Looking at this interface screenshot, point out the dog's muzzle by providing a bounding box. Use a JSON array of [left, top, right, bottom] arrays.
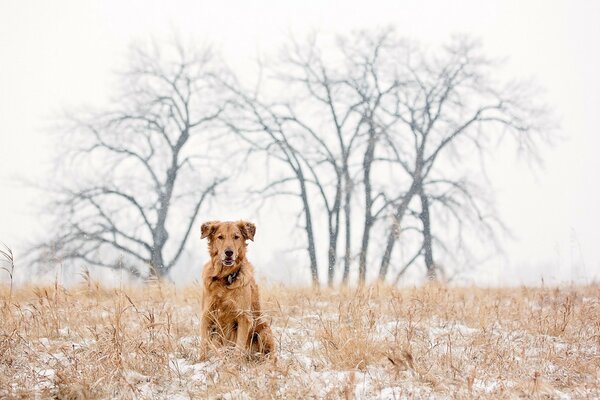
[[222, 257, 234, 267]]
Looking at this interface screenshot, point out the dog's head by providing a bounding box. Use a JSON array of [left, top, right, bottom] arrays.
[[200, 220, 256, 268]]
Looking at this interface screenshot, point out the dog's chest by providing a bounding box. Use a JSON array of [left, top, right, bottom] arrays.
[[207, 292, 240, 319]]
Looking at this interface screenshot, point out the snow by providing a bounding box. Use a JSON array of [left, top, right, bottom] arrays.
[[375, 386, 440, 400], [473, 379, 504, 394], [124, 370, 150, 385], [32, 368, 55, 390], [169, 357, 220, 384], [300, 339, 321, 352], [5, 304, 597, 399], [221, 389, 250, 400]]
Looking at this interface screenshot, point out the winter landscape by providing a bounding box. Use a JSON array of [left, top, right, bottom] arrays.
[[1, 1, 599, 399], [1, 279, 598, 399]]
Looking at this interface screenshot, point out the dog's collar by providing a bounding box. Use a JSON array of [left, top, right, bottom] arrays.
[[225, 268, 240, 286]]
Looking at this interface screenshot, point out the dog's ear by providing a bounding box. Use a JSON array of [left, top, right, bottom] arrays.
[[200, 221, 220, 239], [238, 220, 256, 241]]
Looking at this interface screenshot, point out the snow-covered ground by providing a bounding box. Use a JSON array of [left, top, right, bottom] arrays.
[[1, 284, 598, 398]]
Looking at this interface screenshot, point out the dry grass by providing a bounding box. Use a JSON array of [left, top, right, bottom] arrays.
[[0, 278, 598, 399]]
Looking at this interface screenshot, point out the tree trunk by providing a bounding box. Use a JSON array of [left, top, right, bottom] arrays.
[[327, 177, 342, 287], [327, 231, 336, 287], [298, 171, 319, 287], [151, 129, 189, 278], [341, 170, 352, 285], [358, 129, 376, 285], [378, 177, 421, 281], [149, 247, 166, 278], [419, 189, 436, 280]]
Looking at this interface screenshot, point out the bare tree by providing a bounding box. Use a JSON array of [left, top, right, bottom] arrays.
[[339, 30, 404, 285], [390, 175, 506, 283], [259, 30, 403, 286], [377, 37, 551, 281], [26, 31, 552, 286], [223, 35, 371, 287], [37, 39, 229, 279], [226, 32, 550, 286], [222, 87, 321, 286], [271, 36, 368, 287]]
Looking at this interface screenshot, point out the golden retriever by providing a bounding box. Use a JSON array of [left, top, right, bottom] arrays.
[[199, 220, 275, 357]]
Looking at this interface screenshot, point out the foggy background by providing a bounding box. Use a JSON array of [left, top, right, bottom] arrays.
[[1, 0, 598, 287]]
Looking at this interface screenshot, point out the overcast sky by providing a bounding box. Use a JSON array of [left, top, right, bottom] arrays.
[[1, 0, 599, 286]]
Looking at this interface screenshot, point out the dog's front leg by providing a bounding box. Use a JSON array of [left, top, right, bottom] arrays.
[[235, 313, 251, 350]]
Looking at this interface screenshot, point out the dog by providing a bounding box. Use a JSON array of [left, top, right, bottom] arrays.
[[199, 220, 275, 357]]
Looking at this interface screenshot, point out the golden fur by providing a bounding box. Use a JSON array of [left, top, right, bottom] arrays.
[[199, 220, 275, 357]]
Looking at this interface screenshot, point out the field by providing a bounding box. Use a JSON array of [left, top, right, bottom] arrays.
[[0, 280, 598, 399]]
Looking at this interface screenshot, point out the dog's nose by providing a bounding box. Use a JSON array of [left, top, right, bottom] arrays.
[[225, 249, 233, 258]]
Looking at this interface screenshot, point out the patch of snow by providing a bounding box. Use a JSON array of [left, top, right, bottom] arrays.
[[374, 385, 439, 400], [309, 370, 351, 398], [169, 355, 220, 385], [58, 327, 71, 337], [35, 368, 55, 378], [137, 382, 154, 398], [374, 320, 406, 340], [39, 351, 70, 367], [376, 386, 403, 399], [221, 389, 250, 400], [428, 317, 478, 336], [280, 352, 314, 370], [300, 340, 321, 352], [179, 335, 199, 348], [553, 389, 572, 400], [165, 394, 190, 400], [72, 338, 96, 350], [190, 360, 219, 384], [472, 378, 515, 395], [274, 325, 310, 337], [33, 368, 55, 390], [170, 357, 195, 375], [124, 370, 150, 385], [353, 372, 371, 398], [472, 378, 500, 394]]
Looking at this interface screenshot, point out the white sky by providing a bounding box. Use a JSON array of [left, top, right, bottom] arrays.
[[1, 0, 599, 285]]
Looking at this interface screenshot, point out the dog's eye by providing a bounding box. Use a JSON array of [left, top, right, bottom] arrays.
[[217, 235, 224, 240], [233, 235, 240, 240]]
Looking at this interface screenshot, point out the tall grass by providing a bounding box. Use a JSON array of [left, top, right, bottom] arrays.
[[0, 278, 598, 398]]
